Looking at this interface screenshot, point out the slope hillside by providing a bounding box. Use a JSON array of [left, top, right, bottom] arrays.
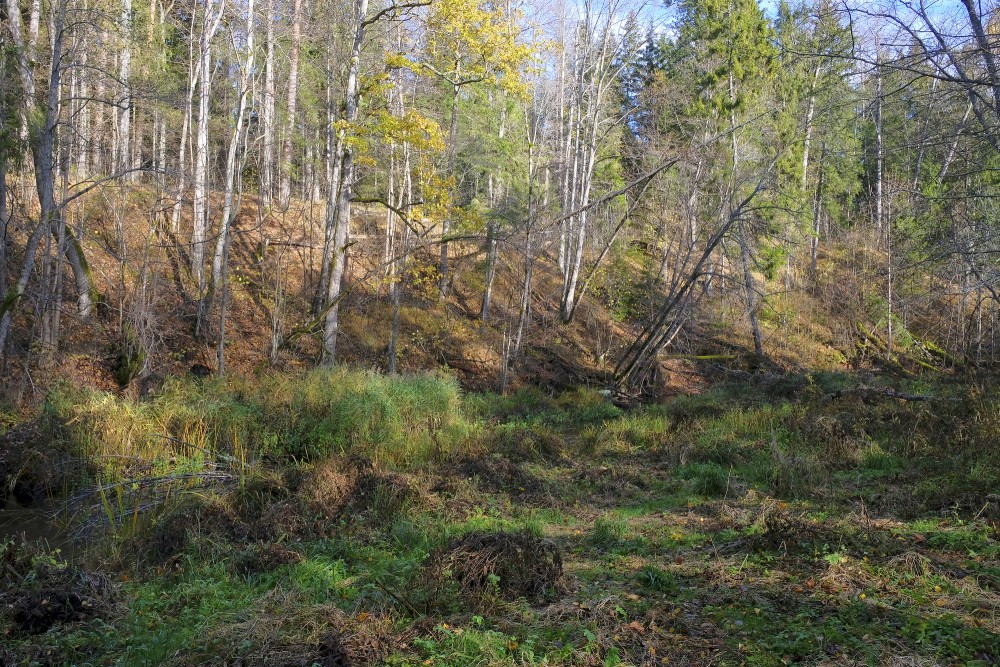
[[0, 185, 909, 405]]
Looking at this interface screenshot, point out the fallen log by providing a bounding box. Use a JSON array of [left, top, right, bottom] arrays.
[[822, 386, 962, 403]]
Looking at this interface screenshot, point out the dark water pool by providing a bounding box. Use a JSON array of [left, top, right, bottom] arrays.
[[0, 494, 62, 545]]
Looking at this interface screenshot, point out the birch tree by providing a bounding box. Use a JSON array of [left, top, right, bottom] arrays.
[[0, 0, 98, 358], [556, 0, 637, 323], [278, 0, 302, 207], [190, 0, 225, 298], [210, 0, 257, 372], [413, 0, 531, 298]]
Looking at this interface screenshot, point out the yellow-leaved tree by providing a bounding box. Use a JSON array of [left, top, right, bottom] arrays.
[[410, 0, 533, 298]]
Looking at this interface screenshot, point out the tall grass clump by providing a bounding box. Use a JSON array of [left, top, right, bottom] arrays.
[[466, 387, 620, 427], [465, 387, 558, 422], [45, 369, 474, 476], [281, 369, 471, 464], [684, 402, 800, 466], [582, 406, 672, 457]]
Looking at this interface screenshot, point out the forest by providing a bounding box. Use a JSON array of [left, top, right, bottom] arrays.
[[0, 0, 999, 664]]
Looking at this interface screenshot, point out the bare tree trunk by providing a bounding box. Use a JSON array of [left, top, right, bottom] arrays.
[[210, 0, 256, 297], [438, 78, 459, 299], [92, 28, 108, 173], [170, 29, 197, 232], [938, 101, 972, 185], [1, 0, 95, 354], [261, 0, 276, 205], [556, 7, 570, 273], [5, 0, 39, 144], [115, 0, 132, 177], [316, 54, 340, 311], [560, 112, 599, 322], [0, 128, 8, 320], [191, 0, 225, 299], [387, 139, 412, 374], [157, 109, 166, 177], [512, 131, 536, 367], [886, 195, 893, 359], [480, 102, 505, 321], [739, 228, 763, 358], [322, 0, 369, 363], [212, 0, 255, 372], [810, 143, 826, 277], [558, 1, 622, 322], [874, 48, 883, 240], [75, 25, 89, 178], [801, 62, 821, 190], [384, 142, 396, 286], [480, 219, 498, 320], [278, 0, 302, 207], [911, 77, 938, 192]]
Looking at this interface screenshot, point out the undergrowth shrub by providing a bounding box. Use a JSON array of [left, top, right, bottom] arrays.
[[860, 443, 905, 476], [465, 388, 557, 422], [551, 389, 623, 425], [0, 539, 121, 636], [636, 565, 679, 594], [682, 403, 798, 467], [109, 324, 147, 387]]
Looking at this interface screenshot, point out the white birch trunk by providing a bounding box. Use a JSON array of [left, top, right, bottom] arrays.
[[322, 0, 369, 362], [261, 0, 276, 204], [211, 0, 256, 293], [278, 0, 302, 206], [115, 0, 132, 177], [191, 0, 225, 291], [171, 8, 199, 232]]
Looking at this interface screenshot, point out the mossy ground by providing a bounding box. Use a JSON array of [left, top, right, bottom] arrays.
[[1, 370, 998, 666]]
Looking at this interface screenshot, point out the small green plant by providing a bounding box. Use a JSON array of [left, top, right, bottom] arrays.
[[822, 551, 848, 566], [636, 565, 679, 594], [109, 324, 146, 387]]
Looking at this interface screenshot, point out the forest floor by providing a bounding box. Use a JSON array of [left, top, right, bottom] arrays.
[[1, 368, 998, 666]]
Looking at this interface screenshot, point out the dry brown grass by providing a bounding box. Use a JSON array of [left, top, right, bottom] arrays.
[[422, 530, 564, 608], [196, 589, 410, 667]]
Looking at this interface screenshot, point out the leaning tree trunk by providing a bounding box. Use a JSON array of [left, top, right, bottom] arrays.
[[209, 0, 256, 303], [1, 0, 95, 355]]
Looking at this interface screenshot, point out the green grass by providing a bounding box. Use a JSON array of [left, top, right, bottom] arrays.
[[45, 368, 473, 474], [3, 372, 1000, 666]]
